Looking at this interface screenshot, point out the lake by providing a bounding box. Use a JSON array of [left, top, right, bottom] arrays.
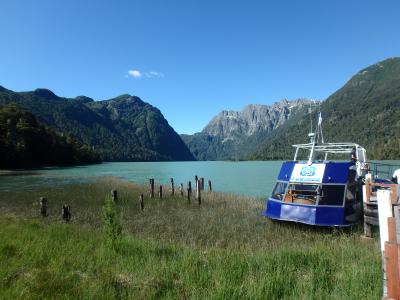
[[0, 161, 283, 197], [2, 160, 399, 197]]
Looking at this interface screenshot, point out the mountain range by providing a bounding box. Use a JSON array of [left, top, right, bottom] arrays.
[[0, 87, 194, 162], [183, 57, 400, 161], [1, 57, 399, 164], [181, 99, 313, 160], [250, 57, 400, 160]]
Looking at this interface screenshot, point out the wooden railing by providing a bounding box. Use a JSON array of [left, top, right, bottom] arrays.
[[364, 175, 400, 299]]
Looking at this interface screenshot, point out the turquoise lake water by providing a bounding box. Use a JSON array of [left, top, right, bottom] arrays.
[[0, 161, 283, 197], [1, 160, 399, 197]]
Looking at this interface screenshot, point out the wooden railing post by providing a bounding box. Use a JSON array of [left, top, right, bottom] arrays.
[[139, 194, 144, 210], [385, 216, 400, 299], [170, 178, 175, 196], [40, 197, 48, 217], [159, 185, 163, 199], [149, 179, 155, 198], [111, 190, 118, 202], [365, 176, 371, 203], [187, 181, 192, 203], [196, 179, 201, 205]]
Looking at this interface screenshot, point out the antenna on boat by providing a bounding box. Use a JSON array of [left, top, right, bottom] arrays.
[[307, 101, 323, 165]]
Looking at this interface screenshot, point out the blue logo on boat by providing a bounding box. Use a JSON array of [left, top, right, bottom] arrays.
[[300, 166, 316, 176]]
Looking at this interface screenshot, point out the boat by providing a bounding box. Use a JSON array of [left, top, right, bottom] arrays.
[[263, 112, 368, 227]]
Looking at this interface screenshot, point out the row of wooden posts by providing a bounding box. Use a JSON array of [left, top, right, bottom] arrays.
[[147, 177, 212, 208], [39, 176, 213, 220], [39, 197, 71, 222]]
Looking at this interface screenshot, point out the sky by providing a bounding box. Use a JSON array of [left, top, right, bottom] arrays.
[[0, 0, 399, 134]]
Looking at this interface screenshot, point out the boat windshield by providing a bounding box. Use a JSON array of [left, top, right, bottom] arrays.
[[271, 182, 287, 201], [287, 183, 319, 204], [281, 183, 345, 206]]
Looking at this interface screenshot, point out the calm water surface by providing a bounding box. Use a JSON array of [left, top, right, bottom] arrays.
[[2, 160, 399, 197], [0, 161, 283, 197]]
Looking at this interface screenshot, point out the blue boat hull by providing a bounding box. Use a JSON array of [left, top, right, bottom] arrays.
[[263, 198, 359, 227]]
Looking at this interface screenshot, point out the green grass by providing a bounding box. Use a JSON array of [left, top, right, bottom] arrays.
[[0, 178, 382, 299]]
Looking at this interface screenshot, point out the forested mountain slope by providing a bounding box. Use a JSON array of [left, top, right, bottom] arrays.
[[0, 87, 194, 161], [0, 105, 100, 168]]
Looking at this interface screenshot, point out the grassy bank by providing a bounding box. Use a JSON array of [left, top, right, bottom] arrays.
[[0, 179, 381, 299]]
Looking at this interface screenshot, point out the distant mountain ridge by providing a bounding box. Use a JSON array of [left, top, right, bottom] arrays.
[[181, 99, 314, 160], [0, 86, 194, 161]]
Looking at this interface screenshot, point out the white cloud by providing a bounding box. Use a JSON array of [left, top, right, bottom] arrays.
[[126, 69, 164, 79], [127, 70, 142, 78], [146, 71, 164, 78]]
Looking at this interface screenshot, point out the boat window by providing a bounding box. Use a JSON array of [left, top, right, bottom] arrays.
[[271, 182, 287, 201], [287, 184, 319, 204], [318, 185, 345, 206], [290, 184, 319, 192]]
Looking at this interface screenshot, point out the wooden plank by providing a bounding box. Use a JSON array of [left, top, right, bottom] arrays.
[[366, 178, 371, 203], [378, 190, 394, 251], [384, 242, 400, 299], [364, 215, 379, 226], [388, 217, 397, 243], [364, 207, 378, 218], [364, 219, 372, 238], [394, 206, 400, 244], [391, 185, 398, 204]]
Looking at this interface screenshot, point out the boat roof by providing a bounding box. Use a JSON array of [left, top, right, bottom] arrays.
[[292, 142, 364, 154]]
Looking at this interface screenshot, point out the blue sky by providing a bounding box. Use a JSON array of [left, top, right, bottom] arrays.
[[0, 0, 399, 134]]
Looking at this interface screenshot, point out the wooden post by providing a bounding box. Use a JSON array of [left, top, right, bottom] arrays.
[[62, 205, 71, 222], [180, 183, 184, 197], [159, 185, 163, 199], [187, 181, 192, 203], [391, 184, 398, 204], [170, 178, 175, 196], [208, 180, 212, 192], [378, 189, 396, 299], [364, 219, 372, 238], [196, 179, 201, 205], [195, 175, 198, 193], [139, 194, 144, 210], [149, 178, 155, 198], [200, 178, 204, 191], [39, 197, 48, 217], [385, 216, 400, 299], [365, 177, 371, 203], [111, 190, 118, 202]]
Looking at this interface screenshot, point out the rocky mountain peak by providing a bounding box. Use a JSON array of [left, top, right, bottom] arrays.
[[202, 98, 313, 139]]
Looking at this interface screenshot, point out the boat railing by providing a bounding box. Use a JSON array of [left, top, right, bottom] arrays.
[[368, 162, 400, 180]]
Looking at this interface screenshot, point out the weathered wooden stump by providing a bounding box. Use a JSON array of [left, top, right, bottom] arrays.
[[180, 183, 184, 197], [159, 185, 163, 199], [149, 178, 155, 198], [208, 180, 212, 192], [200, 178, 204, 190], [196, 179, 201, 205], [111, 190, 118, 202], [195, 175, 198, 192], [62, 205, 71, 222], [139, 194, 144, 210], [39, 197, 48, 217], [170, 178, 175, 196], [187, 181, 192, 203]]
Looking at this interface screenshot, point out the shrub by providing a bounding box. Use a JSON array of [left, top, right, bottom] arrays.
[[102, 196, 123, 251]]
